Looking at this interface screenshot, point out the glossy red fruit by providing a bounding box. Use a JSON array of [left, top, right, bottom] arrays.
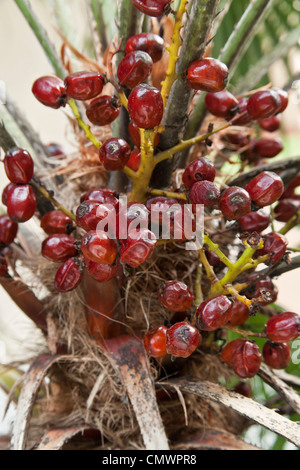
[[258, 115, 281, 132], [32, 75, 67, 109], [266, 312, 300, 343], [253, 138, 283, 158], [144, 325, 168, 358], [273, 88, 289, 114], [246, 89, 281, 120], [86, 95, 121, 126], [182, 157, 216, 189], [41, 234, 77, 263], [205, 90, 239, 119], [99, 138, 131, 171], [189, 180, 220, 208], [262, 341, 291, 369], [221, 339, 262, 378], [205, 250, 225, 270], [87, 258, 120, 283], [145, 196, 179, 225], [166, 322, 201, 358], [186, 57, 229, 93], [0, 256, 8, 277], [245, 171, 284, 207], [128, 121, 160, 148], [4, 147, 34, 184], [117, 51, 153, 89], [257, 232, 288, 265], [232, 97, 252, 125], [238, 209, 270, 233], [40, 210, 73, 235], [159, 281, 194, 312], [274, 198, 300, 222], [64, 71, 105, 100], [130, 0, 172, 17], [0, 215, 18, 245], [227, 300, 250, 327], [6, 184, 37, 223], [76, 200, 114, 232], [54, 257, 83, 292], [222, 132, 250, 148], [126, 33, 164, 63], [80, 188, 119, 209], [128, 84, 163, 129], [127, 150, 141, 172], [116, 202, 149, 240], [2, 183, 15, 206], [218, 186, 251, 221], [120, 228, 157, 267], [81, 230, 117, 265], [196, 295, 233, 331]]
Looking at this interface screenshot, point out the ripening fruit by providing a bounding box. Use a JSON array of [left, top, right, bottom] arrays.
[[227, 300, 250, 327], [245, 171, 284, 207], [238, 209, 270, 233], [262, 341, 291, 369], [0, 215, 18, 245], [273, 88, 289, 114], [186, 57, 229, 93], [233, 97, 252, 125], [221, 339, 262, 378], [120, 228, 157, 267], [87, 258, 120, 283], [54, 257, 83, 292], [81, 230, 118, 265], [86, 96, 121, 126], [128, 84, 164, 129], [128, 121, 160, 148], [117, 51, 153, 89], [205, 90, 239, 119], [258, 116, 281, 132], [246, 89, 281, 120], [130, 0, 172, 17], [144, 325, 168, 358], [99, 138, 131, 171], [4, 147, 34, 184], [218, 186, 251, 221], [196, 295, 233, 331], [159, 280, 194, 312], [41, 234, 77, 263], [145, 196, 179, 225], [125, 33, 164, 63], [274, 198, 300, 222], [6, 184, 37, 223], [80, 188, 119, 210], [166, 322, 201, 358], [32, 75, 68, 109], [127, 150, 141, 172], [41, 210, 73, 235], [266, 312, 300, 343], [257, 232, 288, 265], [182, 157, 216, 189], [253, 138, 283, 159], [76, 200, 113, 232], [189, 180, 220, 208], [64, 71, 105, 100]]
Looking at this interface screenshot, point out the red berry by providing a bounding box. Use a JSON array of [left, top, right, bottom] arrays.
[[130, 0, 172, 17], [120, 228, 157, 267], [205, 90, 239, 119], [41, 234, 77, 263], [274, 198, 300, 222], [0, 256, 8, 277], [196, 295, 233, 331], [64, 71, 105, 100], [40, 210, 73, 235], [222, 132, 250, 148], [227, 300, 250, 326], [245, 171, 284, 207], [0, 215, 18, 245], [232, 97, 252, 125], [257, 232, 288, 265], [266, 312, 300, 343], [262, 341, 291, 369], [145, 196, 179, 225], [87, 258, 120, 283], [128, 84, 163, 129], [186, 57, 229, 93], [2, 183, 15, 206], [116, 202, 149, 240], [242, 274, 278, 306], [127, 150, 141, 172], [76, 200, 114, 232], [86, 95, 121, 126], [6, 184, 37, 223], [128, 121, 160, 148], [219, 186, 251, 221], [205, 250, 225, 270], [273, 88, 289, 114], [4, 147, 34, 184], [221, 339, 262, 378], [189, 180, 220, 208], [32, 75, 67, 109], [253, 138, 283, 158], [246, 89, 281, 120], [99, 138, 131, 171], [126, 33, 164, 63], [117, 51, 153, 89], [144, 325, 168, 358], [81, 230, 117, 265], [258, 116, 281, 132], [80, 188, 119, 209], [54, 257, 83, 292], [166, 322, 200, 358], [182, 157, 216, 189], [159, 280, 194, 312], [238, 209, 270, 233]]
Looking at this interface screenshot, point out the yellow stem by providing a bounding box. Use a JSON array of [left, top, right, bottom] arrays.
[[68, 98, 102, 149], [128, 129, 155, 203], [279, 208, 300, 235], [148, 189, 187, 201], [203, 233, 233, 269], [31, 181, 76, 223]]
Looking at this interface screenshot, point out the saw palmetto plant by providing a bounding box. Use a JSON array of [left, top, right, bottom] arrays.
[[0, 0, 300, 451]]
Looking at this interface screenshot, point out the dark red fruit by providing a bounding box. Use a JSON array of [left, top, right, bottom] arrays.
[[145, 196, 179, 225], [6, 184, 37, 223], [221, 339, 262, 378], [86, 96, 121, 126], [41, 234, 77, 263], [257, 232, 288, 265], [117, 51, 153, 89], [205, 90, 239, 119], [227, 300, 250, 327], [144, 325, 168, 358], [274, 199, 300, 222], [128, 84, 163, 129], [0, 215, 18, 245], [196, 295, 233, 331], [262, 341, 291, 369], [234, 381, 253, 398], [273, 88, 289, 114], [76, 200, 114, 232], [242, 274, 278, 306], [189, 180, 220, 208], [120, 228, 157, 267], [80, 188, 119, 210], [87, 258, 120, 283], [81, 230, 117, 265], [253, 138, 283, 158], [266, 312, 300, 343], [222, 132, 250, 149], [159, 281, 194, 312], [127, 150, 141, 172], [99, 138, 131, 171], [2, 183, 15, 206], [245, 171, 284, 207], [40, 210, 73, 235], [130, 0, 172, 17], [232, 97, 252, 125], [4, 147, 34, 184], [246, 89, 281, 120], [32, 75, 67, 109], [238, 209, 270, 233], [205, 250, 225, 270], [54, 257, 83, 292], [116, 202, 149, 240], [64, 71, 105, 100], [218, 186, 251, 221], [166, 322, 201, 358], [258, 116, 281, 132], [182, 157, 216, 189], [0, 256, 8, 277], [128, 121, 160, 148], [186, 57, 229, 93], [126, 33, 164, 63]]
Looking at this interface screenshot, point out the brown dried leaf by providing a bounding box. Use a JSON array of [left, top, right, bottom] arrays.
[[37, 426, 97, 450], [173, 428, 261, 450]]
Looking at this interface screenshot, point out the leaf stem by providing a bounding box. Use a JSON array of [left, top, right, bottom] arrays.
[[67, 99, 102, 149]]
